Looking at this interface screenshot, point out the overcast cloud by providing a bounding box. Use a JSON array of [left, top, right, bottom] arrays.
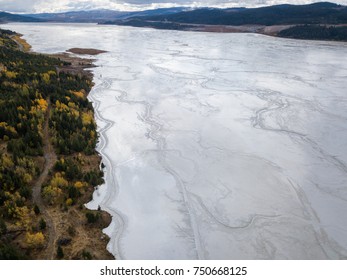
[[0, 0, 346, 13]]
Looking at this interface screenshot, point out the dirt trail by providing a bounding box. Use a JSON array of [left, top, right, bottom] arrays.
[[32, 99, 57, 259], [10, 35, 24, 52]]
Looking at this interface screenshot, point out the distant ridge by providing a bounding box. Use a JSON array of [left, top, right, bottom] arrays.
[[107, 2, 347, 26], [24, 10, 125, 23], [0, 11, 43, 23], [24, 7, 191, 23]]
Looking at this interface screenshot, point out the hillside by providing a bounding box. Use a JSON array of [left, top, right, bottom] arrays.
[[24, 7, 190, 23], [112, 2, 347, 26], [0, 12, 43, 23], [24, 10, 124, 23], [104, 2, 347, 41], [278, 24, 347, 40]]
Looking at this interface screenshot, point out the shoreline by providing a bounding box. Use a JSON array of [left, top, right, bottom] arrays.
[[51, 48, 114, 260], [6, 22, 347, 44], [101, 22, 347, 43], [85, 75, 125, 260], [46, 48, 114, 260]]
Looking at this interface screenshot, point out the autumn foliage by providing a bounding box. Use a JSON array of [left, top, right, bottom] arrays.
[[0, 28, 104, 259]]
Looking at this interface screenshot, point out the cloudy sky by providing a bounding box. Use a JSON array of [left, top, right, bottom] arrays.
[[0, 0, 346, 13]]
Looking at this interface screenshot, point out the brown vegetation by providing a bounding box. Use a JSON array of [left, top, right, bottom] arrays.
[[67, 48, 107, 55]]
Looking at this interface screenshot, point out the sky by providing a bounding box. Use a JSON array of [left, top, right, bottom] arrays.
[[0, 0, 346, 13]]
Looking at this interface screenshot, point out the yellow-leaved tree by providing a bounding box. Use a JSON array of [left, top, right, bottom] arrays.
[[26, 232, 45, 248]]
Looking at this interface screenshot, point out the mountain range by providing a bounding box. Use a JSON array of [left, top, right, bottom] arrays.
[[0, 2, 345, 25], [106, 2, 347, 26], [1, 2, 346, 41], [0, 11, 42, 23], [2, 7, 191, 23]]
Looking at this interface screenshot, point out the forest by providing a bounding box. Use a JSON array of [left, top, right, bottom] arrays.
[[278, 25, 347, 41], [0, 29, 109, 259]]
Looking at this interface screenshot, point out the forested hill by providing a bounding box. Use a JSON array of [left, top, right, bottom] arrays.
[[103, 2, 347, 41], [0, 12, 43, 23], [278, 24, 347, 40], [109, 2, 347, 26], [23, 7, 190, 23], [0, 29, 111, 259]]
